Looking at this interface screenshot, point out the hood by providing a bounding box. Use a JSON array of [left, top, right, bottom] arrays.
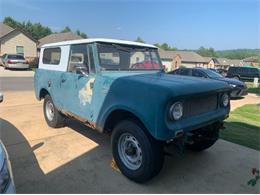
[[214, 77, 246, 87], [102, 71, 231, 97]]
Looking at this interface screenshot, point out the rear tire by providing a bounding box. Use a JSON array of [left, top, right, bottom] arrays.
[[43, 94, 65, 128], [111, 120, 164, 183]]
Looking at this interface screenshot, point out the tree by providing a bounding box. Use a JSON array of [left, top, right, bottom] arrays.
[[135, 36, 145, 43], [197, 46, 217, 57], [76, 29, 87, 38], [3, 16, 52, 40], [61, 26, 71, 33], [154, 43, 177, 51], [80, 32, 87, 38]]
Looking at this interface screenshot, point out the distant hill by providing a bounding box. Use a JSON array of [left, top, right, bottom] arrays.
[[216, 49, 260, 60]]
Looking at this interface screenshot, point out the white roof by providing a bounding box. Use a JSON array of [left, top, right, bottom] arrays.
[[41, 38, 157, 48]]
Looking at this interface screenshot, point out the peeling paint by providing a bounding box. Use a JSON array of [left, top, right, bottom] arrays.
[[79, 78, 95, 105]]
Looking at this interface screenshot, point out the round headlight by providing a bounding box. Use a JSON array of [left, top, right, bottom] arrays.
[[222, 93, 229, 107], [170, 102, 183, 120]]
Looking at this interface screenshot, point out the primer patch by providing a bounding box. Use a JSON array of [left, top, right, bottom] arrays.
[[79, 78, 95, 105]]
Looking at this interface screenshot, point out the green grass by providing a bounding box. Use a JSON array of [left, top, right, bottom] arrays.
[[246, 82, 260, 95], [220, 104, 260, 150]]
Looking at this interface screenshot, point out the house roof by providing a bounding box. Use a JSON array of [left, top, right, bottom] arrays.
[[216, 58, 244, 66], [38, 32, 84, 47], [39, 37, 158, 48], [0, 23, 14, 38], [203, 57, 213, 63], [243, 56, 260, 62], [159, 49, 206, 63], [0, 22, 37, 43]]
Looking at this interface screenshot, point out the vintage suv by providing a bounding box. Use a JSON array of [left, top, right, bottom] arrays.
[[34, 38, 230, 182]]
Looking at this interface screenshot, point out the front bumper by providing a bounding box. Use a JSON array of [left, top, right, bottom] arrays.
[[230, 87, 248, 98], [164, 108, 229, 140]]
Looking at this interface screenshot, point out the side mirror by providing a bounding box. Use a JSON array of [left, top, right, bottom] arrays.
[[0, 93, 3, 103], [75, 66, 89, 77]]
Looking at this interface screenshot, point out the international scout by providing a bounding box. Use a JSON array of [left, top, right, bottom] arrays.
[[34, 38, 230, 182]]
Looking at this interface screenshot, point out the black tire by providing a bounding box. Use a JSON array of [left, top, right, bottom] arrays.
[[233, 76, 240, 80], [43, 94, 65, 128], [186, 129, 219, 151], [111, 120, 164, 183]]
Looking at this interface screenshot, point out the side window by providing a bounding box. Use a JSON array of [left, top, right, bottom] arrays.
[[69, 44, 89, 73], [179, 69, 190, 76], [43, 48, 61, 65], [192, 69, 206, 78]]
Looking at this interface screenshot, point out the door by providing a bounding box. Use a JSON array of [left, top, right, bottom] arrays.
[[59, 43, 96, 121]]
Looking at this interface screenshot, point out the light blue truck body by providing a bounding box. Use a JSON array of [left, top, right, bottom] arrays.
[[34, 40, 230, 141]]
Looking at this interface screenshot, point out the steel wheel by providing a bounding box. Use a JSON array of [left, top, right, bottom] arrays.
[[118, 133, 142, 170], [45, 100, 54, 121]]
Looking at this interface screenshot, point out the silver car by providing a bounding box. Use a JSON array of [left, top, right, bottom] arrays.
[[0, 93, 16, 194], [2, 54, 29, 70]]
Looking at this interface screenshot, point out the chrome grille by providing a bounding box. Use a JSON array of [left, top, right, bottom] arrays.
[[183, 95, 218, 118]]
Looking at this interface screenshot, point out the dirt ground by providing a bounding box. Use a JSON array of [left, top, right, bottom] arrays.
[[0, 91, 259, 193]]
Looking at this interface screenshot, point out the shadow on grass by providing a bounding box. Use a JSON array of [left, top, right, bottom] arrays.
[[220, 121, 260, 151]]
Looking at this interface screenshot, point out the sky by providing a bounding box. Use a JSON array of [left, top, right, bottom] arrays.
[[0, 0, 259, 50]]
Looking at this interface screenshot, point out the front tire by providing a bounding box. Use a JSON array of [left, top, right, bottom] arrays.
[[43, 95, 65, 128], [111, 120, 164, 183]]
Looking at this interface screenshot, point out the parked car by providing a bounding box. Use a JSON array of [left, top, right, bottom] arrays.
[[2, 54, 29, 70], [0, 92, 16, 193], [209, 68, 228, 77], [34, 38, 231, 182], [226, 66, 260, 81], [169, 68, 247, 98]]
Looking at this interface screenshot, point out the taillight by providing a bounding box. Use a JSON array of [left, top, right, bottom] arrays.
[[7, 60, 13, 64], [24, 60, 29, 64]]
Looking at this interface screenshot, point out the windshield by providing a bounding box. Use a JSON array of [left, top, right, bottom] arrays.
[[204, 69, 223, 78], [97, 43, 162, 71]]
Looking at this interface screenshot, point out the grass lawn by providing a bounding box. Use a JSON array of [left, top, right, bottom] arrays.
[[220, 104, 260, 150], [246, 82, 260, 95]]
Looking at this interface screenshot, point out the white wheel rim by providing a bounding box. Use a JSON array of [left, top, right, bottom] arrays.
[[118, 133, 142, 170], [46, 101, 54, 121]]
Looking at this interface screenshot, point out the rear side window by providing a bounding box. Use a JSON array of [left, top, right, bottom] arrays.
[[192, 69, 206, 78], [43, 47, 61, 65], [7, 55, 25, 60], [228, 67, 236, 73], [178, 68, 190, 76]]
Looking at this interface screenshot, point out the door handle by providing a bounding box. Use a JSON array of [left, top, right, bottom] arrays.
[[61, 78, 66, 83]]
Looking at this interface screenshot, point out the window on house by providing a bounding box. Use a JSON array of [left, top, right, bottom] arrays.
[[43, 47, 61, 65], [16, 46, 24, 56]]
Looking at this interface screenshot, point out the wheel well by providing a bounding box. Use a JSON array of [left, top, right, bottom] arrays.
[[104, 109, 146, 133], [39, 88, 49, 100]]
